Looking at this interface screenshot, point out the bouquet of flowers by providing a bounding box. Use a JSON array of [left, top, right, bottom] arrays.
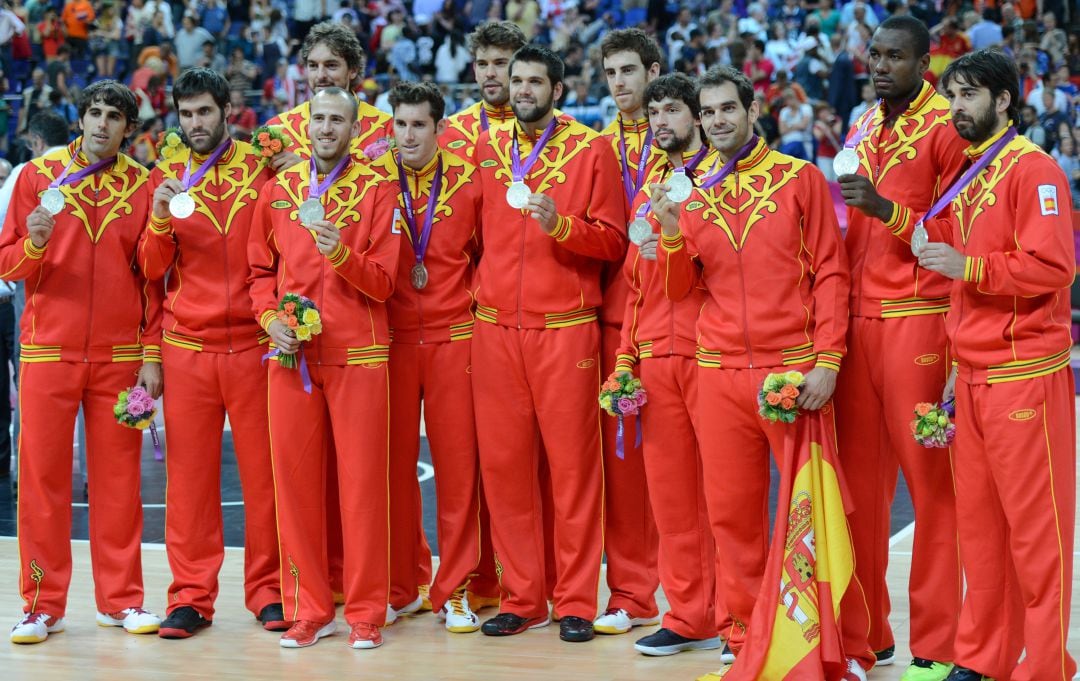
[[113, 386, 157, 429], [910, 399, 956, 448], [361, 136, 395, 161], [274, 293, 322, 369], [758, 371, 805, 423], [252, 125, 288, 159], [156, 127, 184, 160], [599, 371, 647, 417]]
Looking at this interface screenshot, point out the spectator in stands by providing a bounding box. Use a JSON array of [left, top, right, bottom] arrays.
[[1038, 11, 1066, 67], [91, 3, 123, 80], [793, 41, 829, 102], [16, 66, 49, 132], [46, 43, 70, 98], [1026, 74, 1069, 115], [765, 22, 797, 77], [828, 37, 859, 128], [435, 30, 472, 84], [292, 0, 325, 42], [37, 6, 60, 62], [47, 86, 76, 130], [129, 116, 161, 166], [200, 0, 231, 43], [505, 0, 539, 40], [175, 14, 214, 71], [1051, 124, 1079, 204], [262, 58, 296, 110], [847, 80, 876, 130], [1039, 89, 1070, 149], [743, 39, 774, 93], [778, 86, 812, 159], [226, 86, 256, 140], [774, 0, 806, 34], [197, 39, 225, 72], [812, 101, 843, 180], [968, 8, 1003, 50], [809, 0, 842, 38], [1018, 103, 1048, 148], [752, 90, 780, 146], [224, 46, 258, 91], [60, 0, 94, 60]]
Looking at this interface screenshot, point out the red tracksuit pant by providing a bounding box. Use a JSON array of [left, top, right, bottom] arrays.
[[17, 361, 146, 616], [472, 322, 604, 620], [951, 367, 1076, 681], [639, 356, 715, 639], [161, 343, 280, 619], [601, 323, 659, 618], [389, 339, 481, 612], [268, 360, 389, 626], [834, 314, 960, 660]]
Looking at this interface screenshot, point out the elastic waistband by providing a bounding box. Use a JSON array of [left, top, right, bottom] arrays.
[[475, 305, 597, 330], [956, 348, 1071, 385]]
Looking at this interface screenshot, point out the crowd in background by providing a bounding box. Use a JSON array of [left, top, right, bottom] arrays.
[[0, 0, 1076, 199]]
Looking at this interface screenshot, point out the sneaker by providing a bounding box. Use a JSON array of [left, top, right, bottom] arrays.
[[279, 619, 336, 648], [158, 607, 211, 639], [593, 607, 661, 635], [96, 607, 161, 634], [257, 603, 290, 632], [844, 658, 869, 681], [10, 612, 64, 644], [720, 641, 736, 664], [347, 622, 382, 649], [901, 659, 954, 681], [875, 645, 897, 666], [438, 590, 480, 633], [417, 584, 433, 612], [385, 596, 424, 625], [481, 612, 550, 636], [634, 628, 722, 656], [559, 616, 594, 642], [466, 592, 501, 611], [944, 666, 990, 681]]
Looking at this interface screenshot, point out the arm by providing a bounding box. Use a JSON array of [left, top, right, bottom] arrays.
[[542, 142, 627, 261], [136, 172, 183, 279], [247, 188, 282, 331], [653, 185, 697, 302], [613, 245, 643, 373], [325, 180, 401, 301], [0, 167, 50, 281]]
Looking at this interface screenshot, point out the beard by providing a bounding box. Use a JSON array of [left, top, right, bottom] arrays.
[[512, 92, 554, 124], [657, 128, 695, 154], [953, 105, 997, 144], [182, 118, 228, 154]]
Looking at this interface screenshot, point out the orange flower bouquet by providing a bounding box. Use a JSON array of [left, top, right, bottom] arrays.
[[252, 125, 288, 159], [758, 371, 805, 423], [271, 293, 322, 369], [910, 399, 956, 448]]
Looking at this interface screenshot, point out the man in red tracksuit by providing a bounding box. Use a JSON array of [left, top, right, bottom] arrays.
[[2, 81, 164, 644], [653, 66, 869, 680], [472, 45, 626, 643], [614, 72, 722, 657], [374, 81, 485, 632], [592, 28, 663, 636], [871, 50, 1075, 681], [137, 68, 283, 639], [248, 88, 400, 650], [834, 17, 969, 678]]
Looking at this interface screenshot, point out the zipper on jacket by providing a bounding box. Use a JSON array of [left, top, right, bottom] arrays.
[[219, 167, 234, 353], [84, 183, 100, 362], [733, 172, 754, 368], [516, 211, 526, 330]]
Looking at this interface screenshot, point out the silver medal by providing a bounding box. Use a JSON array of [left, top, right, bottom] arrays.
[[832, 148, 860, 177], [298, 199, 325, 225], [40, 188, 66, 215], [628, 218, 652, 246], [911, 222, 929, 256], [169, 191, 196, 219], [410, 263, 429, 290], [666, 172, 693, 204], [506, 181, 531, 210]]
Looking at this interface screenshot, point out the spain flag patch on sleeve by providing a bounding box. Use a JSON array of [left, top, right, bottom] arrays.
[[1038, 184, 1059, 216]]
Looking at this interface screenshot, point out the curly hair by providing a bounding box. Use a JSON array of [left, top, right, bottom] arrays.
[[78, 80, 139, 125], [467, 20, 527, 56], [301, 22, 365, 75]]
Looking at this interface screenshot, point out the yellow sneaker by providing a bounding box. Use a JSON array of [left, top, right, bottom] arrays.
[[417, 584, 433, 612], [466, 592, 501, 611]]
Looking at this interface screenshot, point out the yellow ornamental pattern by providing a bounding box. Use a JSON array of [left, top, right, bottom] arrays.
[[65, 165, 149, 243], [694, 155, 801, 251], [160, 146, 265, 235], [954, 142, 1035, 244], [487, 125, 595, 194]]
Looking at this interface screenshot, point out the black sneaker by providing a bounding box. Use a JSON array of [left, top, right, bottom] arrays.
[[721, 641, 736, 664], [481, 612, 549, 636], [158, 606, 211, 639], [944, 666, 989, 681], [258, 603, 290, 631], [875, 644, 896, 666], [558, 616, 594, 642], [633, 627, 722, 656]]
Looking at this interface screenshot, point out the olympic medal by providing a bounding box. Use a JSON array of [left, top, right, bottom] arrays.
[[506, 181, 531, 210], [40, 188, 66, 215], [911, 223, 929, 256], [666, 172, 693, 204], [832, 148, 860, 177], [169, 191, 196, 219], [298, 199, 325, 225], [410, 262, 429, 290], [628, 218, 652, 246]]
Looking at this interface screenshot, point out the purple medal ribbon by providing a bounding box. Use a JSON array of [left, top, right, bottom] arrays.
[[698, 135, 760, 193], [511, 118, 559, 183], [615, 414, 643, 460], [479, 107, 489, 132], [635, 144, 714, 219], [49, 148, 116, 190], [261, 348, 313, 394], [918, 127, 1017, 226], [180, 138, 232, 192], [619, 120, 653, 205], [844, 100, 883, 150], [396, 156, 444, 265], [308, 154, 351, 202], [150, 423, 163, 461]]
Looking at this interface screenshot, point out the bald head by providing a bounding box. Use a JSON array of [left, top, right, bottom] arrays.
[[311, 87, 358, 121]]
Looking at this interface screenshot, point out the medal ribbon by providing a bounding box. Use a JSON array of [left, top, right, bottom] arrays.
[[618, 119, 653, 205], [396, 155, 443, 265], [917, 127, 1016, 227], [697, 135, 759, 193], [180, 138, 232, 192], [48, 147, 116, 190], [307, 154, 351, 201], [634, 144, 715, 219], [844, 100, 883, 150], [510, 118, 558, 182], [479, 107, 488, 132]]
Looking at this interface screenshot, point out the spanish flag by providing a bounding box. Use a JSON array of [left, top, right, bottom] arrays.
[[719, 404, 855, 680]]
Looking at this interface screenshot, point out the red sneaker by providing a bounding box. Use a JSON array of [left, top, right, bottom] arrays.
[[348, 622, 383, 649], [279, 619, 336, 648]]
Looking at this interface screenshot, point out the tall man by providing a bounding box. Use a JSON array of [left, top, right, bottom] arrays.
[[376, 81, 485, 633], [1, 81, 163, 643], [834, 16, 969, 679], [137, 68, 283, 639], [249, 87, 400, 650], [653, 66, 865, 678], [614, 72, 721, 657], [472, 45, 626, 643], [592, 27, 663, 637], [880, 49, 1075, 681]]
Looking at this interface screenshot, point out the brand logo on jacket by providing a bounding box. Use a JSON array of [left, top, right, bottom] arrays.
[[1008, 408, 1037, 422], [914, 353, 940, 366], [576, 358, 596, 369]]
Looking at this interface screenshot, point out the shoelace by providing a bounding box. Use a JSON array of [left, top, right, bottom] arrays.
[[17, 612, 49, 627], [602, 607, 626, 618], [448, 589, 468, 617]]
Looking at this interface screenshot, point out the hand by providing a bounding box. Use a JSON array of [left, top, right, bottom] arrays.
[[307, 219, 341, 256], [649, 183, 680, 236], [136, 362, 163, 399], [837, 173, 892, 221], [917, 242, 966, 280], [26, 206, 55, 248], [639, 232, 659, 261], [796, 367, 837, 411], [152, 178, 185, 220], [527, 193, 559, 234], [267, 319, 299, 355], [942, 366, 957, 404], [270, 151, 303, 173]]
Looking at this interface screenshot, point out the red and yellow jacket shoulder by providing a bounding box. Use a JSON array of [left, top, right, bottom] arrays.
[[439, 101, 515, 163], [658, 137, 850, 371], [139, 140, 274, 353], [845, 80, 969, 318], [266, 99, 393, 163], [248, 155, 402, 366], [892, 128, 1075, 383], [0, 141, 163, 364], [371, 150, 482, 344], [472, 116, 627, 329]]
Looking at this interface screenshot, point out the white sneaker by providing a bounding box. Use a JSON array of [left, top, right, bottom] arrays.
[[593, 608, 661, 635], [96, 607, 161, 634], [10, 612, 65, 644], [844, 658, 869, 681], [385, 596, 423, 626], [437, 591, 480, 633]]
